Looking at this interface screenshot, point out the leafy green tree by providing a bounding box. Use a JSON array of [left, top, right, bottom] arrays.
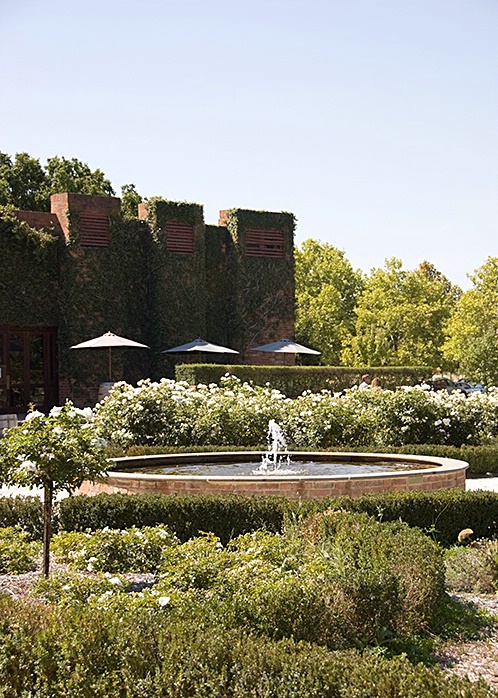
[[343, 259, 460, 367], [121, 183, 143, 219], [295, 239, 363, 364], [0, 152, 48, 210], [443, 257, 498, 384], [0, 402, 108, 576], [45, 155, 114, 198], [0, 152, 115, 211]]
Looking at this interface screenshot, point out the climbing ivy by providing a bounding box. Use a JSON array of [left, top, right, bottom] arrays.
[[58, 213, 152, 400], [222, 209, 296, 351], [0, 200, 298, 405], [143, 198, 207, 377], [0, 209, 60, 327]]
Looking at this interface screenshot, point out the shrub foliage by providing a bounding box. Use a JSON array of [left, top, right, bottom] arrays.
[[95, 376, 498, 449], [0, 516, 494, 697], [54, 488, 498, 547], [0, 597, 494, 697]]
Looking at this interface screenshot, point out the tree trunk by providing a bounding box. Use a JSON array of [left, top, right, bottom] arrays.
[[42, 479, 53, 577]]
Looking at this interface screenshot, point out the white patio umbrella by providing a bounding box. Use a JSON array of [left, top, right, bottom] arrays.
[[162, 338, 239, 354], [250, 338, 321, 355], [71, 331, 149, 380]]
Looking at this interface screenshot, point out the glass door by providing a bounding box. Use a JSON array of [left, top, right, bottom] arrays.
[[0, 326, 58, 414]]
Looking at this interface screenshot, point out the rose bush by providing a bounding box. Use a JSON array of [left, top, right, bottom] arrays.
[[95, 376, 498, 449], [0, 401, 109, 575]]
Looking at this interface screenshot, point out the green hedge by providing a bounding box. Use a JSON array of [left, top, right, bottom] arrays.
[[53, 488, 498, 547], [175, 364, 431, 396], [3, 478, 498, 546], [1, 600, 493, 697], [0, 496, 43, 539], [56, 493, 286, 544], [387, 444, 498, 476]]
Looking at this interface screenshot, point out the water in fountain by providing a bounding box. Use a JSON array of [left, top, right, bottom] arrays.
[[119, 421, 436, 477], [252, 420, 304, 475]]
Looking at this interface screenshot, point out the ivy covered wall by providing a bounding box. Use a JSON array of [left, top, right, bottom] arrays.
[[204, 223, 232, 348], [0, 211, 60, 327], [220, 209, 296, 362], [58, 215, 151, 402], [139, 198, 207, 378], [0, 195, 296, 408]]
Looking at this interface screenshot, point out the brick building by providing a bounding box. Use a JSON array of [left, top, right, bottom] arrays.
[[0, 193, 295, 413]]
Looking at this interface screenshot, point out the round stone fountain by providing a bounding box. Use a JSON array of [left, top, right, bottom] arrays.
[[78, 421, 468, 499]]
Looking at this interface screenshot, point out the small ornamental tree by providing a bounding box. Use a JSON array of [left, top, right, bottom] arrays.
[[0, 402, 109, 576]]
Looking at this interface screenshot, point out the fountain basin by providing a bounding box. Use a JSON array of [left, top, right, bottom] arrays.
[[77, 451, 468, 499]]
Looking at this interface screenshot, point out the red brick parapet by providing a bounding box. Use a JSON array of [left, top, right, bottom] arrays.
[[50, 192, 121, 241], [13, 210, 64, 238]]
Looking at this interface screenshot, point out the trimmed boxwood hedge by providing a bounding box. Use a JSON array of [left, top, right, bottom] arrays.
[[51, 488, 498, 547], [0, 600, 494, 697], [175, 363, 431, 397], [56, 493, 285, 545], [2, 482, 498, 547], [0, 496, 44, 540]]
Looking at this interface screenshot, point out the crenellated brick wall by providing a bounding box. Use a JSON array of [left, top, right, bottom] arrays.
[[50, 192, 121, 243], [13, 210, 64, 238], [3, 193, 296, 411]]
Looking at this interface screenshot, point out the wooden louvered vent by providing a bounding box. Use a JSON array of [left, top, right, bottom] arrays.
[[166, 221, 195, 254], [245, 228, 284, 258], [79, 214, 110, 247]]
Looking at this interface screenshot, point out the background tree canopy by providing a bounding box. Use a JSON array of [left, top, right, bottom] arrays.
[[0, 152, 116, 212], [296, 244, 462, 370], [295, 239, 363, 365], [443, 257, 498, 385], [342, 259, 461, 368]]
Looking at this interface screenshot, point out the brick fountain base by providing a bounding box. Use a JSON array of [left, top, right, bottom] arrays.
[[77, 452, 468, 500]]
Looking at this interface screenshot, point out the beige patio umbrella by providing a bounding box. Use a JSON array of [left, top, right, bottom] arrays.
[[250, 338, 321, 355], [250, 338, 321, 365], [162, 338, 239, 354], [71, 331, 149, 380]]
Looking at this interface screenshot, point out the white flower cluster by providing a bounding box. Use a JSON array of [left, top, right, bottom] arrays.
[[94, 377, 498, 449]]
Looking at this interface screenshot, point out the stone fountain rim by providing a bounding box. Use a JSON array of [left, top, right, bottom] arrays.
[[107, 451, 469, 482]]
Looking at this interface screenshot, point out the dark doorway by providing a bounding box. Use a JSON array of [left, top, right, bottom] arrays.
[[0, 326, 58, 415]]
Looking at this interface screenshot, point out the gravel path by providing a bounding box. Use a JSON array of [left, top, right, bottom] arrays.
[[437, 594, 498, 688]]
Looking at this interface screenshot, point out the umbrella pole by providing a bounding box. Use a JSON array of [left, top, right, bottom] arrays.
[[108, 348, 112, 381]]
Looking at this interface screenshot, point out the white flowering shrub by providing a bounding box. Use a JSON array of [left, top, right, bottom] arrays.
[[282, 389, 378, 448], [95, 375, 288, 448], [33, 571, 130, 607], [0, 526, 41, 573], [94, 379, 188, 447], [0, 401, 108, 491], [94, 377, 498, 449], [0, 401, 109, 575], [52, 525, 179, 573], [184, 377, 287, 446]]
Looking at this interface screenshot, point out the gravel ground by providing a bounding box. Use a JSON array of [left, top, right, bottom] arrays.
[[436, 594, 498, 688], [0, 564, 155, 600], [466, 477, 498, 492]]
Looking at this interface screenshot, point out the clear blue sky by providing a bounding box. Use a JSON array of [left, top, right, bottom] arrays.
[[1, 0, 497, 289]]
